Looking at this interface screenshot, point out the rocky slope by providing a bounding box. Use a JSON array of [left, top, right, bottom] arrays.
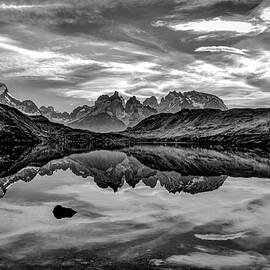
[[126, 108, 270, 148], [0, 83, 40, 115], [0, 104, 129, 147], [0, 104, 45, 144]]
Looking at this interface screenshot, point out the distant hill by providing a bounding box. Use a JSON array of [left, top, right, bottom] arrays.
[[125, 108, 270, 148]]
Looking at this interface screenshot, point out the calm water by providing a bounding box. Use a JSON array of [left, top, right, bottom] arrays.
[[0, 145, 270, 269]]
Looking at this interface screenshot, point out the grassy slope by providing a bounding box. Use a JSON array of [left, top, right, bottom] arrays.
[[126, 108, 270, 147]]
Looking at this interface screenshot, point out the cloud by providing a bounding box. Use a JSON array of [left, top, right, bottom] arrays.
[[173, 0, 262, 11], [153, 17, 267, 35], [0, 0, 269, 110], [195, 46, 249, 55], [0, 3, 49, 10], [156, 251, 268, 269], [260, 7, 270, 22], [106, 61, 160, 75], [194, 231, 248, 240], [0, 35, 103, 81], [0, 36, 56, 59]]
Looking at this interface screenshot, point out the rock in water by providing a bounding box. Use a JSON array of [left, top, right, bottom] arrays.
[[53, 205, 77, 219]]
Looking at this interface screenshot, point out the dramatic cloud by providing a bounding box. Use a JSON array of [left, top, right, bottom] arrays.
[[195, 46, 249, 55], [153, 18, 267, 35], [152, 251, 268, 269], [0, 0, 269, 110], [0, 4, 48, 9], [260, 7, 270, 21]]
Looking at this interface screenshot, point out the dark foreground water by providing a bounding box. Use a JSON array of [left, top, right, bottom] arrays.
[[0, 145, 270, 269]]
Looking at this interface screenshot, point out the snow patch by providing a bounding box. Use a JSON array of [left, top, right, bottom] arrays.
[[191, 100, 204, 108]]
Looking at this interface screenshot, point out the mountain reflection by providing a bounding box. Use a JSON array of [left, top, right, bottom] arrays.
[[1, 144, 270, 197]]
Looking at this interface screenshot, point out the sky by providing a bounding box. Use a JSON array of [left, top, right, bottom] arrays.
[[0, 0, 270, 111]]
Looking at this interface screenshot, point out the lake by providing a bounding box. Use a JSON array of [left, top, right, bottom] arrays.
[[0, 145, 270, 269]]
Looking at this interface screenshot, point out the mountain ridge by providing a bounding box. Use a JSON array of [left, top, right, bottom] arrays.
[[125, 107, 270, 148], [0, 83, 40, 115], [0, 83, 228, 132]]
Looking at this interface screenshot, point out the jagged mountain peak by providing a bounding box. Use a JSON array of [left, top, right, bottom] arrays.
[[162, 90, 184, 102], [125, 96, 142, 114], [124, 96, 158, 126], [143, 96, 158, 109], [0, 83, 8, 95], [184, 90, 210, 97], [95, 91, 123, 107], [159, 89, 227, 112], [0, 83, 41, 115], [40, 105, 69, 121], [95, 94, 109, 105], [111, 91, 120, 98], [127, 96, 140, 103], [184, 90, 197, 95], [69, 91, 126, 132], [168, 90, 184, 96]]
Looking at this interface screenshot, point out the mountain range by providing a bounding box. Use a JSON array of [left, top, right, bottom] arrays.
[[0, 83, 227, 132], [2, 82, 270, 149], [0, 102, 130, 151], [2, 81, 270, 149]]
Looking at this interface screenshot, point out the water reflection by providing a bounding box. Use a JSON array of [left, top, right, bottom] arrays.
[[0, 144, 270, 269], [0, 147, 229, 196], [2, 145, 270, 197]]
